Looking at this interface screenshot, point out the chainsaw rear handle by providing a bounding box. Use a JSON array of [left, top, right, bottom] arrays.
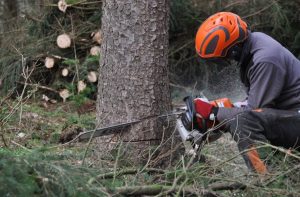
[[210, 98, 234, 108]]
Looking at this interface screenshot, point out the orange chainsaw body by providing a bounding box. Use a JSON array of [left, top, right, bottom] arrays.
[[210, 98, 233, 108]]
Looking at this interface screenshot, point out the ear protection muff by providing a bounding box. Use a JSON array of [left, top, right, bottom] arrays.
[[227, 44, 243, 61]]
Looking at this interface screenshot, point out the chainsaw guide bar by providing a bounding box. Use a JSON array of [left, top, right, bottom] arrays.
[[67, 110, 185, 143]]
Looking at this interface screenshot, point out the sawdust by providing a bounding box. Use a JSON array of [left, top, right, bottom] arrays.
[[202, 63, 247, 102]]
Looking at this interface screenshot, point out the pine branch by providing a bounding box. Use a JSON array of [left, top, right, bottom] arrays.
[[110, 181, 247, 196], [111, 184, 221, 197], [209, 182, 247, 191], [88, 168, 166, 185], [243, 1, 276, 19], [16, 82, 59, 94]]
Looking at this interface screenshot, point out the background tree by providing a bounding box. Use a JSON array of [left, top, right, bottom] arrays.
[[0, 0, 18, 46], [96, 0, 173, 163]]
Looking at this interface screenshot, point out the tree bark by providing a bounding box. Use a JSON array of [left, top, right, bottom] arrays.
[[96, 0, 173, 164]]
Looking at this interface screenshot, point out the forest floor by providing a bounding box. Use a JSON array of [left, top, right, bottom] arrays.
[[1, 98, 300, 196]]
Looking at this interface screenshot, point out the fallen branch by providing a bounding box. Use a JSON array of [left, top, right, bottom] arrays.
[[1, 134, 8, 148], [87, 168, 166, 185], [17, 82, 59, 94], [109, 181, 247, 196], [257, 142, 300, 160], [112, 185, 220, 197], [11, 141, 32, 152], [243, 2, 276, 19], [97, 168, 165, 179], [263, 164, 300, 186], [0, 91, 13, 107], [157, 155, 197, 197], [209, 182, 247, 191]]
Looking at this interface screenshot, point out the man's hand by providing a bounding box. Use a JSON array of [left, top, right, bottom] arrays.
[[193, 98, 219, 131], [233, 100, 248, 108], [194, 98, 213, 119], [194, 98, 218, 119]]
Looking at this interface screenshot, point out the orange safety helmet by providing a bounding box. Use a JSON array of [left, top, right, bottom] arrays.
[[195, 12, 248, 59]]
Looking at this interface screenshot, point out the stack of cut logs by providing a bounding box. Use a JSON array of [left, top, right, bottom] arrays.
[[42, 0, 101, 102]]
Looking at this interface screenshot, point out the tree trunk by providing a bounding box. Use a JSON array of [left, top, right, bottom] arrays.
[[95, 0, 173, 165]]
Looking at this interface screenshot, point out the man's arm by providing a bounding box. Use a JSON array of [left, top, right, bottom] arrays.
[[217, 62, 286, 121]]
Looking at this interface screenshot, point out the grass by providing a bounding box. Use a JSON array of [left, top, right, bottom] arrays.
[[1, 98, 300, 196], [0, 98, 95, 148]]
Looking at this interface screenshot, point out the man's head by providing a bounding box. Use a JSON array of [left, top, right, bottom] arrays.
[[195, 12, 248, 61]]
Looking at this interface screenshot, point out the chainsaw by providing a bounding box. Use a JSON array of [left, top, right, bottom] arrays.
[[62, 96, 233, 158], [176, 96, 233, 157]]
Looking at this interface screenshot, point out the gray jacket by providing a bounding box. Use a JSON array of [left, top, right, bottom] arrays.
[[217, 32, 300, 121]]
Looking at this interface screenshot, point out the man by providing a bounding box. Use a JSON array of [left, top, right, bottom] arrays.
[[193, 12, 300, 174]]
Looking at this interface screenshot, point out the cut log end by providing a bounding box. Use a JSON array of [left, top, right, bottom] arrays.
[[42, 94, 50, 102], [62, 68, 69, 77], [59, 89, 70, 102], [90, 46, 101, 56], [91, 30, 102, 44], [88, 71, 98, 83], [78, 80, 87, 93], [57, 34, 71, 49], [45, 57, 55, 68], [58, 0, 68, 13]]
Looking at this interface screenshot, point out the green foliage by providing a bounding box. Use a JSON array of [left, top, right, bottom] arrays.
[[66, 0, 82, 4], [82, 55, 100, 71], [1, 130, 300, 197], [0, 98, 96, 148], [62, 58, 80, 66], [65, 112, 95, 129], [0, 150, 40, 196], [0, 149, 107, 197], [70, 86, 96, 106]]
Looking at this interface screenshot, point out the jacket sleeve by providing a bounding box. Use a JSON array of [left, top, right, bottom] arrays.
[[217, 62, 286, 121]]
